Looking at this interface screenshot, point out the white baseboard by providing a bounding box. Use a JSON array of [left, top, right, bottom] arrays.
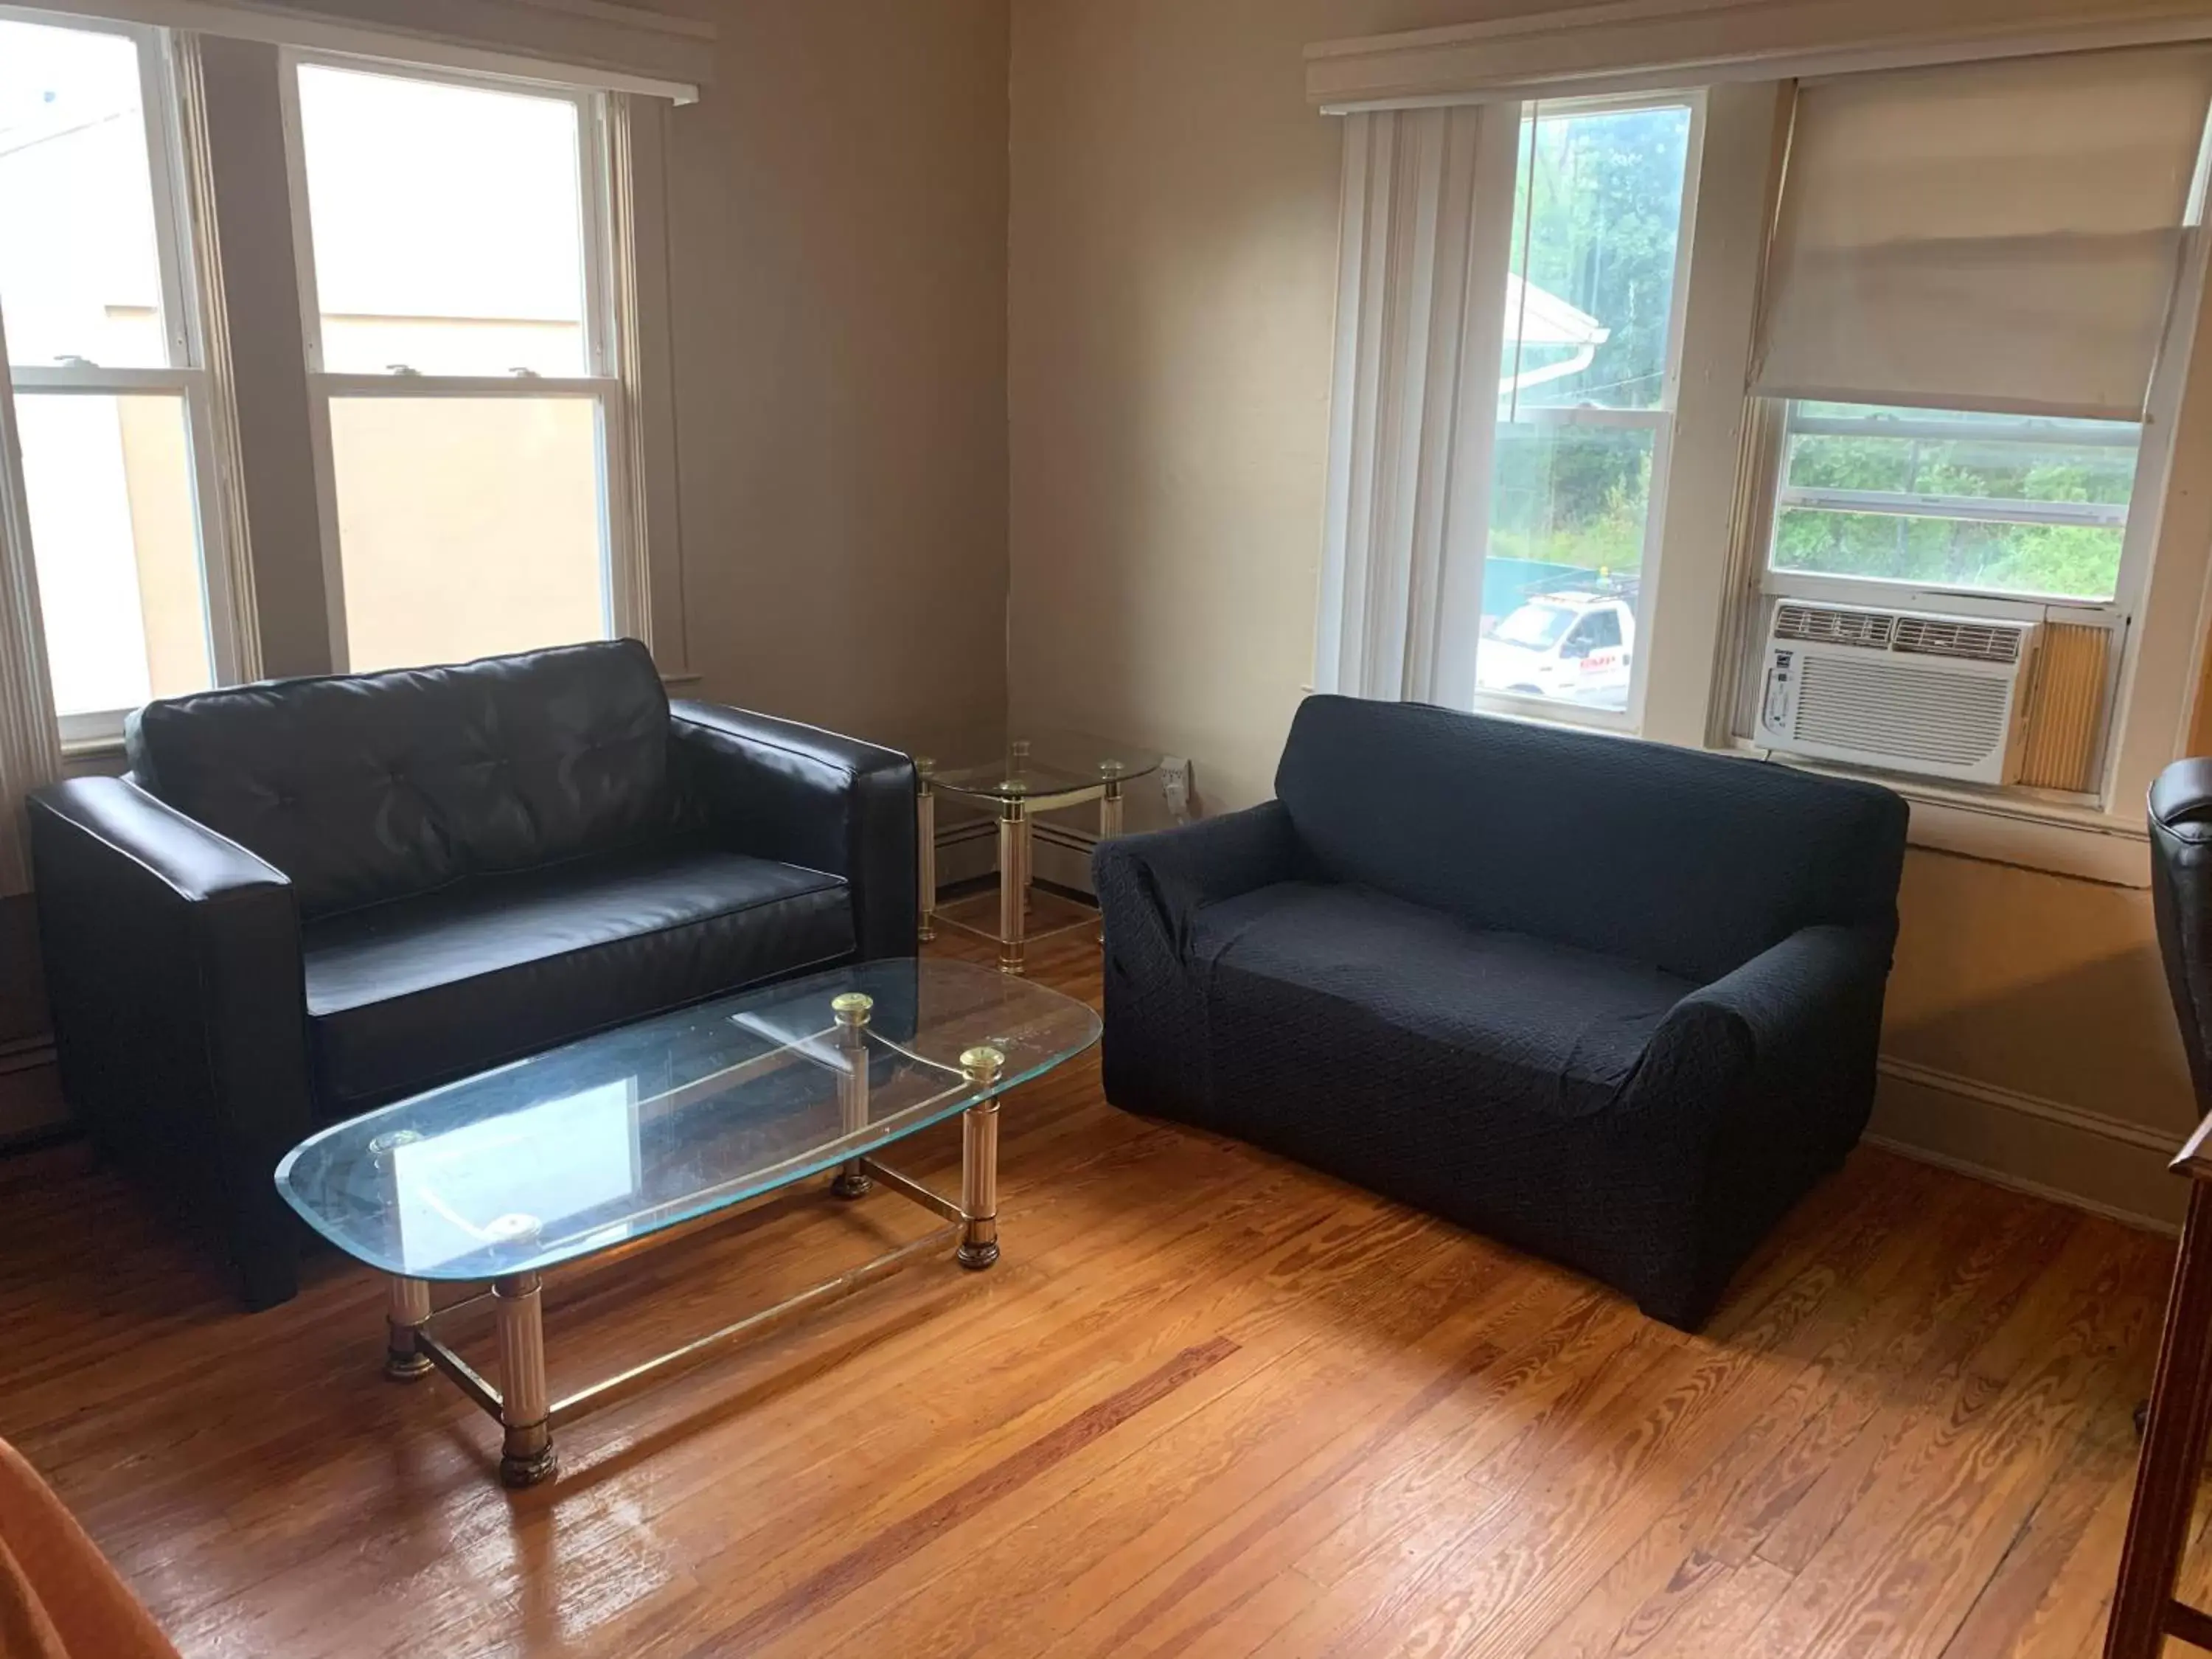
[[930, 817, 1099, 898], [1871, 1056, 2186, 1235], [1029, 821, 1099, 895], [933, 817, 997, 890]]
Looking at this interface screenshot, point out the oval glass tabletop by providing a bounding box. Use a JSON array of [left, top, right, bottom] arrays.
[[275, 959, 1100, 1283]]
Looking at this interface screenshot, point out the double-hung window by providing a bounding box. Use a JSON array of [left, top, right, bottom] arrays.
[[1739, 49, 2212, 797], [1475, 97, 1697, 720], [1319, 33, 2212, 872], [0, 7, 238, 742], [1312, 91, 1701, 723], [284, 58, 627, 675]]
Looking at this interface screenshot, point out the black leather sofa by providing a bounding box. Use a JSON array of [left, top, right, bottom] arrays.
[[29, 640, 916, 1309], [1093, 695, 1907, 1329]]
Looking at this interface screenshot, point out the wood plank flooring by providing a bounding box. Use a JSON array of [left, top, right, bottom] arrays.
[[0, 914, 2191, 1657]]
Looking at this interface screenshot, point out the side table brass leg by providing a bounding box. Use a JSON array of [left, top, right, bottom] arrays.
[[958, 1046, 1004, 1270], [1097, 772, 1124, 945], [916, 759, 936, 943], [832, 992, 874, 1199], [998, 796, 1029, 975], [495, 1271, 556, 1488], [386, 1276, 433, 1380]]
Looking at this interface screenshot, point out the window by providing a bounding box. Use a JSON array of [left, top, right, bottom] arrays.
[[0, 9, 237, 740], [1770, 404, 2140, 604], [1733, 49, 2211, 802], [1472, 98, 1697, 718], [285, 59, 625, 674], [1318, 44, 2212, 875]]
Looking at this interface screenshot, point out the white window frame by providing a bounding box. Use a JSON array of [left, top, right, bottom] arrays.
[[276, 49, 635, 674], [1693, 136, 2212, 878], [1737, 400, 2160, 806], [1461, 89, 1706, 737], [1, 4, 245, 746], [1733, 253, 2197, 803]]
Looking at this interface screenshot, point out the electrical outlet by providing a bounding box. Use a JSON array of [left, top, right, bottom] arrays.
[[1158, 756, 1194, 824]]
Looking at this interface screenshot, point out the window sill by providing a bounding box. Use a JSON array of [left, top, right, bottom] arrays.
[[1721, 739, 2148, 886]]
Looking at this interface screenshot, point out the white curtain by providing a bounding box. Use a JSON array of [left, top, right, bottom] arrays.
[[1753, 46, 2212, 420], [0, 312, 62, 899], [1315, 102, 1516, 704]]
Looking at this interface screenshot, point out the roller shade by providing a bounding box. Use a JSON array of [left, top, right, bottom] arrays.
[[1752, 47, 2212, 420]]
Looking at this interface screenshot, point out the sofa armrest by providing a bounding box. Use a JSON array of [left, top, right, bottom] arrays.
[[1092, 801, 1305, 951], [27, 777, 312, 1307], [1632, 920, 1895, 1121], [1676, 922, 1895, 1071], [669, 700, 917, 960]]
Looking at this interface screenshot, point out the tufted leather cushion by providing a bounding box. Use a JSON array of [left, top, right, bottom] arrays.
[[1274, 695, 1907, 984], [126, 641, 675, 919]]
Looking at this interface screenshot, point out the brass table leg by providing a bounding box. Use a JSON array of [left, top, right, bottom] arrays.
[[385, 1276, 433, 1380], [1097, 769, 1124, 944], [959, 1046, 1004, 1270], [832, 992, 874, 1200], [495, 1271, 555, 1488], [998, 796, 1030, 975], [916, 759, 936, 943]]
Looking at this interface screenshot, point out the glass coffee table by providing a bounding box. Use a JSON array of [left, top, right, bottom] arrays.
[[275, 959, 1099, 1487], [917, 731, 1161, 974]]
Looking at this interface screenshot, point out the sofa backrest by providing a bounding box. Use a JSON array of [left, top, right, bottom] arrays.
[[128, 640, 676, 919], [1274, 695, 1907, 984]]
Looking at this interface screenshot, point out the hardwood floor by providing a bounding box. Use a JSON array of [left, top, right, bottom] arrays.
[[0, 914, 2187, 1657]]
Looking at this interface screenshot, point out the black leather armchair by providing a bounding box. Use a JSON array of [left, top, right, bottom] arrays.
[[1094, 695, 1907, 1329], [29, 641, 915, 1308]]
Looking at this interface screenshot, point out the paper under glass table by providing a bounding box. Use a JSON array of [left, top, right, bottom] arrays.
[[274, 959, 1099, 1487], [917, 733, 1162, 975]]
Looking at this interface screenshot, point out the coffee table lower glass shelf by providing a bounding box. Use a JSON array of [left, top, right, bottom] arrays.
[[274, 959, 1100, 1486]]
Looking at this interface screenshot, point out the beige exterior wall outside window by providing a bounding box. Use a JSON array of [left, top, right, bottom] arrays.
[[0, 5, 243, 742], [282, 55, 630, 675]]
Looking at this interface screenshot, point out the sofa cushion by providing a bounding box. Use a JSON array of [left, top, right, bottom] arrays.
[[128, 640, 676, 919], [1181, 879, 1731, 1321], [1273, 695, 1907, 984], [1190, 880, 1694, 1120], [302, 844, 853, 1111]]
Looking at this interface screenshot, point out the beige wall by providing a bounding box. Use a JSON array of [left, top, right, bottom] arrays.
[[1006, 0, 2202, 1221], [1009, 0, 1550, 817], [655, 0, 1012, 763]]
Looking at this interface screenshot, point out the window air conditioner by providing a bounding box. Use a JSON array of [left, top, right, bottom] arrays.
[[1756, 601, 2039, 787]]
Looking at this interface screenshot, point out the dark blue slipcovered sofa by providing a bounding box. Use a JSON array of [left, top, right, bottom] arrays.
[[1092, 695, 1907, 1329]]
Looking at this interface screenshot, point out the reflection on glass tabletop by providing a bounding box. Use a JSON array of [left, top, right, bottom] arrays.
[[928, 731, 1164, 802], [275, 959, 1101, 1283]]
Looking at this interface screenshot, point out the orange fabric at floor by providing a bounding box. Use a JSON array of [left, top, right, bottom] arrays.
[[0, 1439, 177, 1659]]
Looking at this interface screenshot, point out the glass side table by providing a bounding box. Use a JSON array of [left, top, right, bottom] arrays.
[[918, 733, 1162, 975]]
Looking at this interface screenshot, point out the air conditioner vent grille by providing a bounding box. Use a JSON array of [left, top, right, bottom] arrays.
[[1891, 616, 2026, 663], [1773, 603, 1895, 649], [1793, 655, 2012, 768]]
